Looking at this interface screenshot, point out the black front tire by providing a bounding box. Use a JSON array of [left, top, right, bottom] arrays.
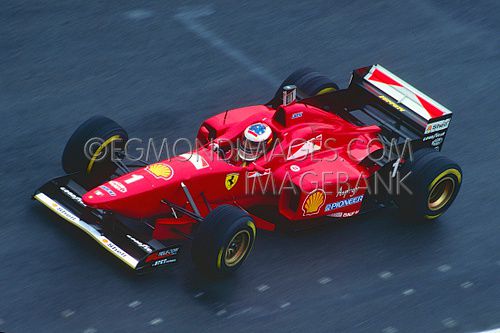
[[62, 116, 128, 185], [395, 149, 462, 220], [191, 205, 256, 276]]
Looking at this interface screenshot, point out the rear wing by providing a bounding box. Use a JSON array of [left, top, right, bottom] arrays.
[[352, 64, 452, 150], [303, 64, 453, 151]]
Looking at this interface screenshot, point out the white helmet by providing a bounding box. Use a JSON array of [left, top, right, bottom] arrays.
[[238, 123, 273, 161]]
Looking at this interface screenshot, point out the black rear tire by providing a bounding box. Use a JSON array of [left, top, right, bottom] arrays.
[[191, 205, 256, 276], [395, 149, 462, 220], [62, 116, 128, 185], [271, 68, 339, 104]]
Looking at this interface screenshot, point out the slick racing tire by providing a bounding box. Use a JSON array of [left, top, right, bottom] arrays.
[[272, 68, 339, 103], [62, 116, 128, 185], [394, 148, 462, 220], [192, 205, 256, 277]]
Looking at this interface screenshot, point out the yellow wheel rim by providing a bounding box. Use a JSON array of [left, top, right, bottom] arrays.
[[316, 87, 336, 95], [224, 230, 251, 267], [428, 175, 456, 211], [86, 135, 122, 173]]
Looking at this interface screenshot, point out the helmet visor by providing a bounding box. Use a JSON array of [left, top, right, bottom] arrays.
[[238, 138, 265, 161]]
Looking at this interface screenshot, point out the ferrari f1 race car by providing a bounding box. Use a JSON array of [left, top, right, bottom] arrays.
[[34, 65, 462, 276]]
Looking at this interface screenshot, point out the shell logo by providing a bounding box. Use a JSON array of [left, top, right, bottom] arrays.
[[146, 163, 174, 181], [302, 189, 326, 216]]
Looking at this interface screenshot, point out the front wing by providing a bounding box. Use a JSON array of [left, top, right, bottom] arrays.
[[33, 175, 182, 271]]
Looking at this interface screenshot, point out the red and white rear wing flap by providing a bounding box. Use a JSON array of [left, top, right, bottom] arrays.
[[353, 64, 453, 150], [364, 65, 451, 121]]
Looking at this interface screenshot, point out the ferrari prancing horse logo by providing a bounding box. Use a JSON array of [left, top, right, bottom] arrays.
[[225, 173, 239, 190]]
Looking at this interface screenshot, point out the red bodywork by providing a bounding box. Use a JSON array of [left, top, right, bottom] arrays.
[[82, 101, 383, 239]]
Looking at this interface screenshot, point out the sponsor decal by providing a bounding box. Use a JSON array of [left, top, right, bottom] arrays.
[[126, 235, 153, 253], [99, 185, 116, 197], [342, 210, 359, 217], [247, 168, 271, 178], [94, 190, 104, 197], [337, 186, 359, 198], [124, 174, 144, 184], [51, 202, 80, 223], [60, 186, 87, 207], [146, 163, 174, 180], [101, 238, 129, 259], [225, 173, 239, 190], [158, 248, 179, 257], [109, 180, 127, 193], [423, 131, 446, 141], [291, 112, 303, 119], [290, 165, 301, 172], [424, 118, 451, 134], [378, 95, 405, 112], [302, 189, 326, 216], [431, 137, 444, 146], [287, 134, 322, 160], [328, 210, 360, 218], [324, 195, 364, 212], [152, 258, 176, 267], [145, 247, 180, 263], [180, 153, 209, 170]]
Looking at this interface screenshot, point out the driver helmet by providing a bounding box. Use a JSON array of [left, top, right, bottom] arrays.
[[238, 123, 273, 161]]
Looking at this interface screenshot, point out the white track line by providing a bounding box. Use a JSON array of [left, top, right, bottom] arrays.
[[128, 300, 142, 309], [175, 5, 280, 87], [149, 318, 163, 326], [256, 284, 270, 292], [280, 302, 291, 309], [61, 309, 75, 318]]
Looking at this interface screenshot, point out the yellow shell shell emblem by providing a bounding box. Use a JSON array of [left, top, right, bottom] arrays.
[[302, 189, 326, 216], [225, 173, 239, 190], [146, 163, 174, 180]]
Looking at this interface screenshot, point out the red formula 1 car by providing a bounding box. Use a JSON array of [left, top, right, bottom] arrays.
[[34, 65, 462, 275]]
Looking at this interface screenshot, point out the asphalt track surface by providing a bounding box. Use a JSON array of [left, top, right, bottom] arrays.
[[1, 1, 500, 332]]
